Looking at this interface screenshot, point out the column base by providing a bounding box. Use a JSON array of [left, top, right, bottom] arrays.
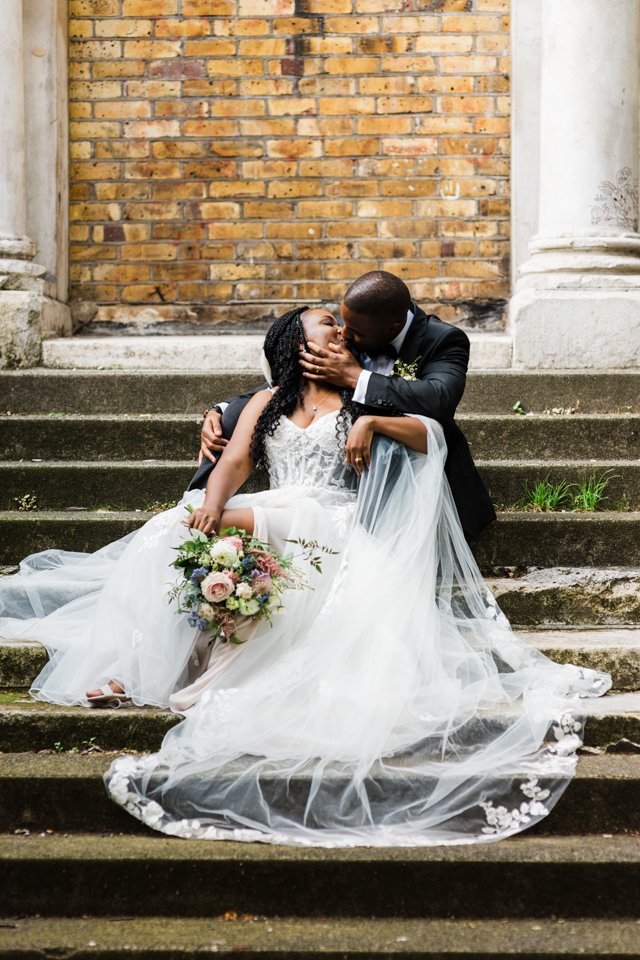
[[510, 288, 640, 369], [0, 290, 71, 369]]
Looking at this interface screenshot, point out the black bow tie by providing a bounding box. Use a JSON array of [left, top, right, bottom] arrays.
[[364, 344, 398, 362]]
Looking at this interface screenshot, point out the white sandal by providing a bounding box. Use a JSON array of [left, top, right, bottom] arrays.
[[86, 684, 131, 708]]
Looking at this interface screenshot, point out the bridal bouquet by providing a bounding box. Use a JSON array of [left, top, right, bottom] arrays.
[[169, 522, 334, 644]]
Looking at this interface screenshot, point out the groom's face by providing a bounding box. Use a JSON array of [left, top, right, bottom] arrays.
[[339, 302, 405, 354]]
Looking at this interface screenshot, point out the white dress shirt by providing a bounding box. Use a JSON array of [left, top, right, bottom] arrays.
[[351, 308, 414, 405]]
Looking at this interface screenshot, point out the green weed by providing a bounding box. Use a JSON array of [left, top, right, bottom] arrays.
[[572, 471, 615, 511], [516, 477, 573, 512]]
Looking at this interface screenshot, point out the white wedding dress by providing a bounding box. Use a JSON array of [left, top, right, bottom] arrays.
[[0, 411, 611, 846]]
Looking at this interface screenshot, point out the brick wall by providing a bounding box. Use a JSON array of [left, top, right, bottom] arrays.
[[68, 0, 510, 330]]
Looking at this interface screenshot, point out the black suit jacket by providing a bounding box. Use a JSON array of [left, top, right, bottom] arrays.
[[187, 304, 496, 538]]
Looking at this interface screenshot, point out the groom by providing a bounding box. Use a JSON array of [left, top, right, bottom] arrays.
[[188, 270, 495, 538]]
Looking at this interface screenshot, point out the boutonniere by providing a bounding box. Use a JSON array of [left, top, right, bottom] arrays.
[[393, 357, 421, 381]]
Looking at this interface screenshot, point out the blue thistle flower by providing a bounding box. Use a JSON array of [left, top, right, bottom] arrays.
[[190, 566, 208, 585]]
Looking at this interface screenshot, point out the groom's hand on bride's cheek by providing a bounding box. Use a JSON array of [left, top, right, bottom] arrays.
[[299, 341, 362, 390]]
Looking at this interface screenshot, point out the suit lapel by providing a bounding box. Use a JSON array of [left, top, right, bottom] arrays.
[[398, 303, 430, 364]]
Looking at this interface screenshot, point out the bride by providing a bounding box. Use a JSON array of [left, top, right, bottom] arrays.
[[0, 306, 611, 847]]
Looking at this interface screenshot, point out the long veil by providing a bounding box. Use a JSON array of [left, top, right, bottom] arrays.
[[105, 421, 610, 846]]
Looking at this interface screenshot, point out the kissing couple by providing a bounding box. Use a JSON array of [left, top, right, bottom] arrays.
[[0, 271, 611, 847]]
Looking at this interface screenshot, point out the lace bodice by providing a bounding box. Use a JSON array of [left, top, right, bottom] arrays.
[[265, 410, 357, 493]]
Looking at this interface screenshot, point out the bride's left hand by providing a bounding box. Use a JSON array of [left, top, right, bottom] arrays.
[[187, 506, 221, 536], [345, 417, 375, 475]]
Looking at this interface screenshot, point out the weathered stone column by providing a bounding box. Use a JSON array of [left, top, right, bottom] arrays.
[[0, 0, 70, 367], [510, 0, 640, 368]]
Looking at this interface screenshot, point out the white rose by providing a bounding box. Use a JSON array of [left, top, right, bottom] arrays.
[[197, 601, 215, 621], [235, 582, 253, 599]]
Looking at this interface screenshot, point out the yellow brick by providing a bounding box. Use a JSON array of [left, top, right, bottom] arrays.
[[121, 243, 178, 260], [442, 15, 501, 32], [69, 40, 122, 59], [237, 39, 287, 56], [151, 182, 207, 200], [69, 19, 94, 38], [439, 96, 495, 114], [443, 260, 501, 279], [92, 61, 146, 78], [416, 116, 473, 135], [359, 77, 416, 95], [239, 118, 296, 135], [242, 160, 297, 178], [183, 160, 238, 178], [70, 121, 121, 138], [244, 200, 295, 218], [381, 179, 438, 197], [71, 162, 121, 180], [441, 137, 496, 156], [475, 35, 509, 54], [416, 199, 478, 217], [417, 77, 474, 94], [355, 36, 411, 54], [153, 263, 209, 279], [239, 79, 295, 96], [210, 100, 266, 117], [238, 0, 295, 14], [69, 225, 90, 242], [266, 222, 321, 239], [209, 140, 263, 158], [95, 141, 150, 159], [356, 199, 413, 218], [297, 117, 354, 136], [182, 80, 238, 97], [267, 97, 316, 117], [379, 56, 436, 73], [94, 182, 149, 200], [272, 17, 322, 33], [303, 37, 353, 55], [213, 18, 270, 36], [441, 56, 498, 74], [297, 241, 353, 260], [266, 140, 322, 159], [69, 81, 124, 100], [476, 76, 509, 94], [301, 0, 351, 10], [381, 137, 437, 157], [70, 142, 93, 160], [318, 97, 375, 116], [380, 260, 438, 279], [376, 96, 433, 114], [94, 101, 151, 119], [123, 120, 181, 139], [182, 39, 238, 56], [93, 223, 150, 242], [122, 0, 178, 14], [69, 0, 119, 15], [207, 59, 264, 77], [184, 0, 235, 13], [324, 261, 377, 280], [474, 117, 510, 135], [182, 120, 240, 137], [210, 263, 266, 280], [438, 219, 497, 238], [125, 80, 181, 98], [154, 101, 209, 119], [325, 179, 379, 198], [324, 57, 379, 75], [299, 77, 357, 96], [357, 116, 412, 135], [381, 16, 439, 33], [325, 138, 379, 157], [124, 161, 181, 179], [69, 62, 91, 79], [356, 0, 412, 9], [155, 19, 212, 38], [415, 35, 473, 53], [69, 102, 92, 119], [123, 40, 181, 58], [298, 159, 358, 177], [122, 203, 181, 220], [359, 240, 417, 259], [70, 183, 92, 200], [208, 180, 266, 198], [324, 17, 379, 33], [208, 222, 264, 239], [95, 19, 154, 37], [121, 284, 178, 302], [297, 200, 354, 218], [267, 181, 323, 198]]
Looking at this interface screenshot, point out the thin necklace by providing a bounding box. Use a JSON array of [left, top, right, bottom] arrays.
[[307, 388, 333, 413]]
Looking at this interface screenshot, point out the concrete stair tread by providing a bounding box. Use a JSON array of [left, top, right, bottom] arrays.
[[3, 751, 639, 781], [2, 831, 640, 862], [3, 915, 640, 958], [524, 627, 640, 649]]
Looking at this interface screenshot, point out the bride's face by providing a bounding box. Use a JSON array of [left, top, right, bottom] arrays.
[[301, 308, 342, 349]]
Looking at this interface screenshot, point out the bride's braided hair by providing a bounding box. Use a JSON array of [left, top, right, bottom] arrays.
[[249, 305, 362, 470]]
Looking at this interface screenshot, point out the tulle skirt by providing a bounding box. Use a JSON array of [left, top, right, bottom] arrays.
[[0, 421, 611, 846]]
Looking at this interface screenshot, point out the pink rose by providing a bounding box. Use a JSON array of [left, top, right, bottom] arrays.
[[223, 536, 244, 552], [201, 571, 235, 604]]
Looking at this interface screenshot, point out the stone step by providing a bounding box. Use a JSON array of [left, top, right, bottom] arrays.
[[2, 752, 638, 837], [0, 693, 638, 754], [2, 370, 639, 416], [1, 510, 639, 572], [3, 628, 639, 693], [490, 569, 640, 628], [40, 332, 514, 373], [2, 460, 639, 512], [2, 832, 640, 919], [4, 916, 640, 960], [2, 412, 639, 462]]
